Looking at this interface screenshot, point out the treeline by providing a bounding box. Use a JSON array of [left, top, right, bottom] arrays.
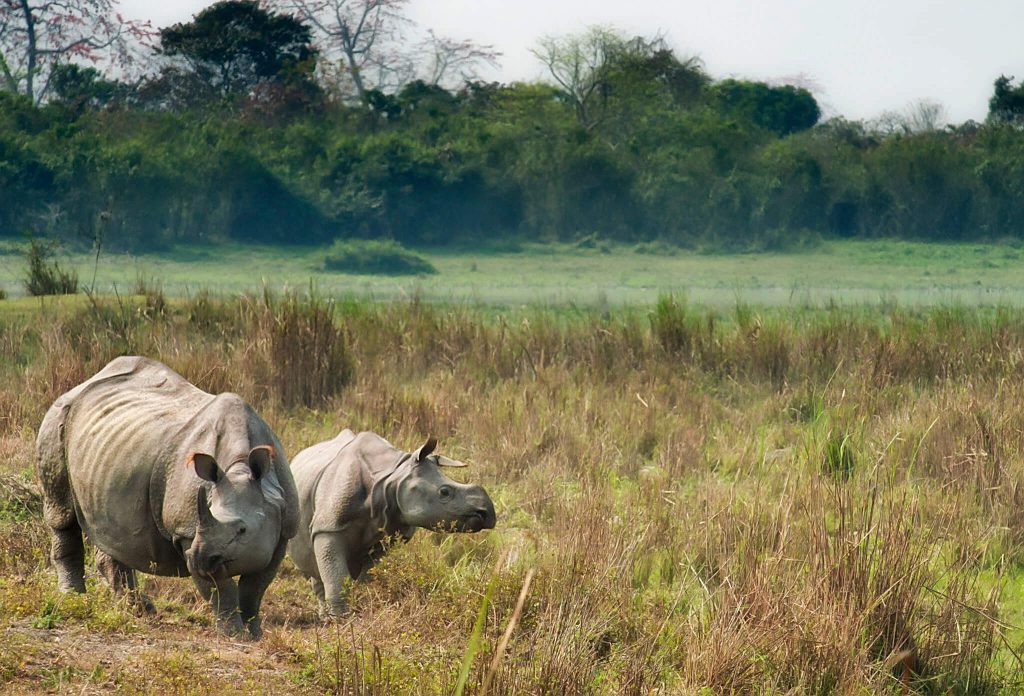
[[2, 1, 1024, 251]]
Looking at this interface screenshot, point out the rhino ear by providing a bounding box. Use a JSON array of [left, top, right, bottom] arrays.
[[247, 445, 275, 481], [435, 455, 468, 468], [414, 436, 438, 462], [189, 453, 220, 483]]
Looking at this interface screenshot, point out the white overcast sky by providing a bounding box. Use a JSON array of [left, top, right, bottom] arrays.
[[120, 0, 1024, 124]]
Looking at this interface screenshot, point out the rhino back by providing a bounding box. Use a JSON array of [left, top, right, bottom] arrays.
[[61, 359, 212, 571]]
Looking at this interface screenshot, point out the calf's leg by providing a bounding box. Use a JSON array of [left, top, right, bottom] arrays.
[[312, 532, 354, 619]]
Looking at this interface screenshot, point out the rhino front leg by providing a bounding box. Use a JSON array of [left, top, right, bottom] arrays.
[[192, 575, 244, 637], [237, 539, 287, 640], [95, 550, 155, 614], [312, 532, 353, 619]]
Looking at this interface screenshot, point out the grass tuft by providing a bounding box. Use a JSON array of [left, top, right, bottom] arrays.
[[23, 238, 78, 296]]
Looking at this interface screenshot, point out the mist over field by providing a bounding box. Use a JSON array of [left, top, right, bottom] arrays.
[[3, 1, 1024, 694]]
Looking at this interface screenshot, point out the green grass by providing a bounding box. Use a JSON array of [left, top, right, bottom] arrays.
[[2, 238, 1024, 306]]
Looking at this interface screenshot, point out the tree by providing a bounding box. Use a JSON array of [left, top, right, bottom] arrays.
[[989, 75, 1024, 123], [266, 0, 499, 102], [599, 39, 707, 108], [159, 0, 317, 99], [416, 30, 499, 90], [872, 99, 947, 136], [531, 26, 622, 129], [532, 27, 705, 130], [49, 63, 126, 111], [265, 0, 408, 102], [0, 0, 151, 103], [710, 79, 820, 136]]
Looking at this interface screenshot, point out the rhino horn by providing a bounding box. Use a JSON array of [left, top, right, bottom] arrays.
[[435, 455, 468, 468], [413, 436, 438, 462], [196, 485, 216, 530]]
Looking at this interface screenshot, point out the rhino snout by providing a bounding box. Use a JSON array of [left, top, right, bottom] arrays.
[[461, 494, 496, 532], [186, 546, 230, 579]]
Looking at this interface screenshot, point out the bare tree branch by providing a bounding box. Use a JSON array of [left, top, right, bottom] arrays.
[[418, 30, 499, 89], [266, 0, 409, 101], [0, 0, 153, 103]]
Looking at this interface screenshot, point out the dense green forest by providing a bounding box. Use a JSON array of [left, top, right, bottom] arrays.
[[2, 0, 1024, 252]]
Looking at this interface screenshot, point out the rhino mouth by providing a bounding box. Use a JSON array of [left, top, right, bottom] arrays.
[[187, 552, 233, 580], [460, 508, 496, 533]]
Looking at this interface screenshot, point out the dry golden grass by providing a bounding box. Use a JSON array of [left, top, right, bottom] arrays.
[[2, 292, 1024, 693]]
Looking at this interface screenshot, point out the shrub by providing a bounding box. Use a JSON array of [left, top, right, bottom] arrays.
[[323, 239, 437, 276], [23, 239, 78, 296]]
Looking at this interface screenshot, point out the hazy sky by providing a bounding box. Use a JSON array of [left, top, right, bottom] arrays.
[[119, 0, 1024, 124]]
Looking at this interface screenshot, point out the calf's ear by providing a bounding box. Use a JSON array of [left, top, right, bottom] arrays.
[[414, 436, 438, 462], [248, 445, 275, 481], [435, 455, 468, 468], [189, 453, 220, 483]]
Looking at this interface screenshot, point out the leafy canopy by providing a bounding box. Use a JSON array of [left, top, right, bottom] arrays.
[[159, 0, 317, 96]]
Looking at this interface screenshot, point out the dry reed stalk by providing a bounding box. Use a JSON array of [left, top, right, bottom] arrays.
[[480, 568, 535, 695]]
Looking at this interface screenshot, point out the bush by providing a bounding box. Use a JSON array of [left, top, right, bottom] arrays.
[[23, 239, 78, 296], [323, 238, 437, 276]]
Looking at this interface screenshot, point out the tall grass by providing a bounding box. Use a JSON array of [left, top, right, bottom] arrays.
[[3, 296, 1024, 692]]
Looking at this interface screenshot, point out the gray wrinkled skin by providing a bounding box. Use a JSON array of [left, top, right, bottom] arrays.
[[36, 357, 298, 639], [287, 430, 496, 618]]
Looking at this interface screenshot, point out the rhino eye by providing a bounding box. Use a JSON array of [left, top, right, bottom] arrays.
[[439, 486, 453, 500], [238, 526, 247, 536]]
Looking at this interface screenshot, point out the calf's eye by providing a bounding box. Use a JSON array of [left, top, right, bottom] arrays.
[[439, 486, 452, 500]]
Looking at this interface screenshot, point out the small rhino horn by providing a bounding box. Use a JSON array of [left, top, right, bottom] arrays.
[[196, 486, 215, 529]]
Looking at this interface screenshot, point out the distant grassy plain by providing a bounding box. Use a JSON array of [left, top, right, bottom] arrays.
[[2, 238, 1024, 306]]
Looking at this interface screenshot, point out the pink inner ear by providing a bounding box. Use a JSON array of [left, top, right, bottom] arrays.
[[188, 452, 220, 482], [248, 445, 275, 479]]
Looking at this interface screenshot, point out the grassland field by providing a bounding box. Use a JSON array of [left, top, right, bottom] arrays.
[[4, 239, 1024, 693], [2, 238, 1024, 306]]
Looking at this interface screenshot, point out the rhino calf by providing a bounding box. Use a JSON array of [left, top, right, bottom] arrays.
[[288, 430, 496, 618], [36, 357, 298, 639]]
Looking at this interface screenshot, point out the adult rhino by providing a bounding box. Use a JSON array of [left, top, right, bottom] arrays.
[[288, 430, 496, 618], [36, 356, 298, 639]]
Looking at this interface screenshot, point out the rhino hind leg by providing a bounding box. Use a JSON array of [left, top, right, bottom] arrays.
[[192, 575, 245, 637], [95, 550, 155, 615], [38, 404, 85, 594], [48, 522, 86, 594]]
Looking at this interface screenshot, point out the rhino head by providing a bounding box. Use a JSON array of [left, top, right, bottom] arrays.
[[185, 446, 283, 580], [391, 437, 497, 533]]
